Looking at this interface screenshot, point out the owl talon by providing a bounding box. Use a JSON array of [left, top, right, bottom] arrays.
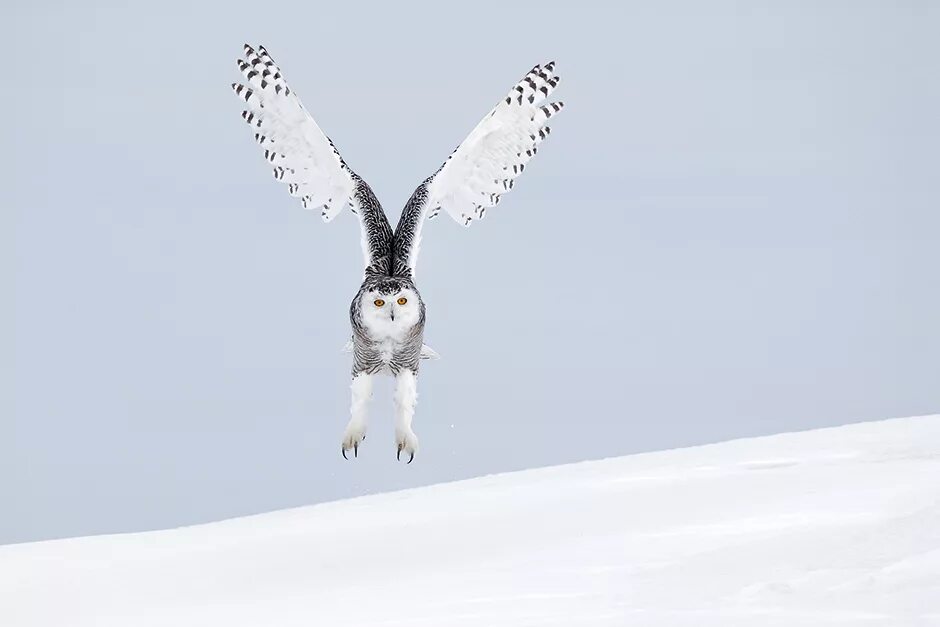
[[396, 445, 415, 463], [395, 428, 418, 464], [396, 448, 414, 463], [341, 418, 367, 460]]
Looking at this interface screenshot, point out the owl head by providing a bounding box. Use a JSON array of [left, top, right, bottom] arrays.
[[361, 278, 423, 328]]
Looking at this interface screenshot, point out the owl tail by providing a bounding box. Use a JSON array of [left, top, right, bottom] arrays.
[[340, 339, 440, 360], [419, 344, 440, 360]]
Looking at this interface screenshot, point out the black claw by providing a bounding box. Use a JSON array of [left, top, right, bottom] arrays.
[[396, 446, 402, 461], [408, 452, 414, 464], [354, 442, 358, 458], [342, 448, 348, 460]]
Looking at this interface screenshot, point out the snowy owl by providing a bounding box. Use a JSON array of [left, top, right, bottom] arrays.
[[231, 45, 565, 462]]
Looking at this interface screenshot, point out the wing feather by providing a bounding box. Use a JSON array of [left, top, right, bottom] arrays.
[[430, 62, 563, 226], [392, 62, 565, 276], [232, 45, 393, 273]]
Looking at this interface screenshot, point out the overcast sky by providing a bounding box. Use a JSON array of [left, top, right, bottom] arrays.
[[6, 0, 939, 545]]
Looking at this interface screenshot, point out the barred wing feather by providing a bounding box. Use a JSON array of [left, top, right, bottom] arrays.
[[232, 44, 393, 273], [392, 62, 565, 275], [428, 62, 564, 227]]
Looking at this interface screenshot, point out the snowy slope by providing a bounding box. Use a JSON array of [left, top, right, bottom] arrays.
[[2, 416, 939, 627]]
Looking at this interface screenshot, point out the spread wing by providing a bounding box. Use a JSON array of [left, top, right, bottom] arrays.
[[232, 44, 393, 275], [392, 62, 565, 276]]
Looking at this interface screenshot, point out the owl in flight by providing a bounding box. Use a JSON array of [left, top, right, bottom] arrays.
[[232, 45, 565, 463]]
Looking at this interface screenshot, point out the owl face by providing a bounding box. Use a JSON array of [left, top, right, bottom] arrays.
[[360, 282, 422, 337]]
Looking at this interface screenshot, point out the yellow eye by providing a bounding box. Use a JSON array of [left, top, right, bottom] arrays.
[[397, 297, 408, 305], [373, 299, 385, 307]]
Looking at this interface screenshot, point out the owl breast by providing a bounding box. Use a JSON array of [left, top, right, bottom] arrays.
[[362, 312, 415, 342], [356, 323, 424, 375], [350, 284, 426, 375]]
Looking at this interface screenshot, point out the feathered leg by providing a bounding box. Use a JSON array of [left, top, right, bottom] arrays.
[[394, 369, 419, 463], [342, 372, 372, 458]]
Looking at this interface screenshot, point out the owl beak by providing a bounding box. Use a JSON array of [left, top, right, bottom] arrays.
[[390, 308, 395, 321]]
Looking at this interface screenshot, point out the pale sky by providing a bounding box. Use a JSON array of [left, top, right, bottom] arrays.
[[6, 0, 939, 544]]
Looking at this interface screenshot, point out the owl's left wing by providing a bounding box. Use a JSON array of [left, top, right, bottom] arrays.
[[392, 62, 565, 276]]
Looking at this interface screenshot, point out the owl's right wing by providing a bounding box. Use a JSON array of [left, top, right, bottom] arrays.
[[232, 44, 393, 275], [392, 62, 565, 276]]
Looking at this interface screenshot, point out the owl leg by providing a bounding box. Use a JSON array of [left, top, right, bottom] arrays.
[[393, 368, 419, 463], [342, 372, 373, 459]]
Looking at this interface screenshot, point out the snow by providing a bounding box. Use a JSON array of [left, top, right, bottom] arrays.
[[2, 416, 939, 626]]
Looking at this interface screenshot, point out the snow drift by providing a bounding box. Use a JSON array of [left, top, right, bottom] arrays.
[[2, 416, 938, 626]]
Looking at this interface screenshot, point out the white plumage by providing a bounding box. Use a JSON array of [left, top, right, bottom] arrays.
[[233, 47, 564, 230], [428, 62, 564, 227], [231, 45, 566, 462], [233, 45, 354, 222]]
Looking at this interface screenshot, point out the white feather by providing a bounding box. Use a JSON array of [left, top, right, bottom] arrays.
[[232, 44, 354, 223], [427, 62, 564, 227]]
